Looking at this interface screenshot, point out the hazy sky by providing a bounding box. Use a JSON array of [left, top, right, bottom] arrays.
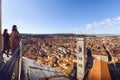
[[2, 0, 120, 34]]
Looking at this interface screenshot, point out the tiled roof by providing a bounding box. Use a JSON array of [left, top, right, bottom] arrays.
[[87, 60, 111, 80]]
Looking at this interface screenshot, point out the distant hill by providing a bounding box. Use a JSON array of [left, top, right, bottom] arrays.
[[20, 33, 120, 38], [20, 33, 89, 38], [78, 33, 120, 37]]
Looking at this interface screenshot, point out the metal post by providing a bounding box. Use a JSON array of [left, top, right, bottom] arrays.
[[0, 0, 2, 51], [77, 38, 86, 80]]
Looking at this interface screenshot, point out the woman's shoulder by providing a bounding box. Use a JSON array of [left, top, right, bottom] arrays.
[[11, 31, 19, 34]]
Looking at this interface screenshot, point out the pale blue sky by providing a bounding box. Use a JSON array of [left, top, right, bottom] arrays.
[[2, 0, 120, 34]]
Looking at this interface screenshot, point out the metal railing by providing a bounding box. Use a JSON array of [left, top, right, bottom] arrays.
[[0, 40, 23, 80]]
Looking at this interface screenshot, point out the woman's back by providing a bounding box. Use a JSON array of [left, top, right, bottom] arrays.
[[10, 31, 20, 53], [3, 33, 9, 42]]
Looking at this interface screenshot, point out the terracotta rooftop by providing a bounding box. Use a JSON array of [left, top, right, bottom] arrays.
[[87, 59, 111, 80]]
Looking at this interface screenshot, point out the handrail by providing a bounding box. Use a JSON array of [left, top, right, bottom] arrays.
[[0, 40, 23, 80], [18, 39, 23, 80]]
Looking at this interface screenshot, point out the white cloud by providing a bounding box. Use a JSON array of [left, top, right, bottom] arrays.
[[86, 24, 92, 27], [85, 16, 120, 29], [93, 22, 98, 26], [100, 21, 104, 25], [115, 16, 120, 21], [86, 24, 93, 29], [73, 16, 120, 33], [86, 26, 92, 29], [105, 19, 112, 23]]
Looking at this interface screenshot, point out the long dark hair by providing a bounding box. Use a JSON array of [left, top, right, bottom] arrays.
[[12, 25, 18, 32], [3, 29, 8, 37]]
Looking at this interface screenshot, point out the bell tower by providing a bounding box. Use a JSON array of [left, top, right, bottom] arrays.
[[77, 38, 86, 80]]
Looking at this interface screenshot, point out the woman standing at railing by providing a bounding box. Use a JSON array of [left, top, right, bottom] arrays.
[[2, 29, 10, 57], [10, 25, 20, 53]]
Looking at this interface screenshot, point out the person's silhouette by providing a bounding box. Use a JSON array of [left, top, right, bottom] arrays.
[[87, 48, 92, 57], [2, 29, 10, 57], [10, 25, 20, 53]]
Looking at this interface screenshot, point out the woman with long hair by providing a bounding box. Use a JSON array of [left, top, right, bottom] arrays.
[[10, 25, 20, 53], [2, 29, 10, 57]]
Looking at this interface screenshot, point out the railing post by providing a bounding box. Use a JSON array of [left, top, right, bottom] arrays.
[[18, 39, 23, 80]]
